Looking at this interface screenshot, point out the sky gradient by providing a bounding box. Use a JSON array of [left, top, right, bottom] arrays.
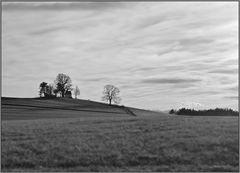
[[2, 2, 238, 111]]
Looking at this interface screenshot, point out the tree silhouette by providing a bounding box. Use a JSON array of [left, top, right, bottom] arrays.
[[54, 73, 72, 97], [169, 109, 175, 114], [169, 108, 238, 116], [102, 84, 121, 105], [45, 84, 54, 97], [39, 82, 56, 98], [39, 82, 48, 97]]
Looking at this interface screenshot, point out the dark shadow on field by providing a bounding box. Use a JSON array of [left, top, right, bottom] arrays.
[[2, 103, 126, 114], [1, 97, 169, 120], [109, 104, 137, 116]]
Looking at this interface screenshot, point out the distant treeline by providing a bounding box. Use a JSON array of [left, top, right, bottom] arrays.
[[169, 108, 239, 116]]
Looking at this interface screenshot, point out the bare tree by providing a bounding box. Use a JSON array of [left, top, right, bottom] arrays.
[[74, 85, 80, 99], [54, 73, 72, 97], [102, 84, 121, 105]]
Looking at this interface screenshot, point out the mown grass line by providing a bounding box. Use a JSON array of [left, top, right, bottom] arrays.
[[2, 103, 126, 114]]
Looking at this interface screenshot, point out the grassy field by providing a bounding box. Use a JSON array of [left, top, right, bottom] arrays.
[[1, 98, 239, 172]]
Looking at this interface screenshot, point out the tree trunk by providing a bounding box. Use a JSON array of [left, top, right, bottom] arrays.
[[109, 99, 112, 105]]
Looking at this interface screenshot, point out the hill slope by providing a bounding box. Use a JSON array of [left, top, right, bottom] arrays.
[[1, 97, 167, 120]]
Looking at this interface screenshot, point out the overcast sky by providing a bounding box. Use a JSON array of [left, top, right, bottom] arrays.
[[2, 2, 238, 110]]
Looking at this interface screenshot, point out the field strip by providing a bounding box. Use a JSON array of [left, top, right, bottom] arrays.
[[2, 103, 126, 114]]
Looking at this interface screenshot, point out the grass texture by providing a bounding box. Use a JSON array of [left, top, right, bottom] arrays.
[[1, 98, 239, 172]]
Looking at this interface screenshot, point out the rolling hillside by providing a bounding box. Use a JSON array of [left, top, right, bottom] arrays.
[[1, 97, 238, 172], [1, 97, 167, 120]]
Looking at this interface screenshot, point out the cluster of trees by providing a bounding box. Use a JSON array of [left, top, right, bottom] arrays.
[[39, 82, 56, 98], [169, 108, 239, 116], [39, 73, 80, 99], [39, 73, 121, 105]]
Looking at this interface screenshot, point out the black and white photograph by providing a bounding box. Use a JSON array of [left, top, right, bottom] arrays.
[[1, 1, 239, 172]]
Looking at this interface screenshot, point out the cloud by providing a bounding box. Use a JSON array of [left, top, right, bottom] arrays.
[[3, 74, 41, 82], [208, 68, 238, 74], [177, 102, 205, 110], [179, 38, 215, 46], [2, 2, 126, 11], [134, 15, 167, 30], [28, 25, 65, 35], [129, 66, 158, 73], [224, 96, 239, 100], [189, 90, 221, 95], [77, 77, 109, 82], [140, 78, 201, 84], [225, 85, 238, 91]]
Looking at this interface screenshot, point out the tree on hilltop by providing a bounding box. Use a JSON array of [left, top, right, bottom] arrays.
[[102, 84, 121, 105], [54, 73, 72, 97], [39, 82, 56, 97], [45, 84, 54, 97], [39, 82, 48, 97]]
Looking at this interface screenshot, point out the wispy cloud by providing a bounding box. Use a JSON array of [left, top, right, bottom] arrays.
[[140, 78, 201, 84], [2, 2, 126, 11], [225, 85, 238, 91], [224, 96, 239, 100], [28, 25, 65, 35], [208, 68, 238, 74]]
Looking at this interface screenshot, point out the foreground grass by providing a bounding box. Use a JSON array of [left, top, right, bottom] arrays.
[[2, 115, 239, 172]]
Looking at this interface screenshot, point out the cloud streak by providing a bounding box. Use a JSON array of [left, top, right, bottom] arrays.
[[2, 2, 127, 11], [224, 96, 239, 100], [140, 78, 201, 84], [208, 68, 238, 74]]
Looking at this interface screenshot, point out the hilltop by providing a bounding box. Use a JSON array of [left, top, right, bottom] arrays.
[[1, 97, 167, 120]]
